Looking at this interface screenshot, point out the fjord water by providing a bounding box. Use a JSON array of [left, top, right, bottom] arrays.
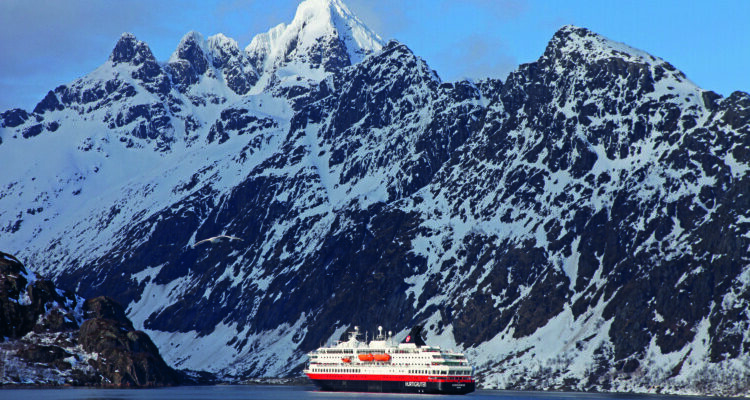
[[0, 386, 741, 400]]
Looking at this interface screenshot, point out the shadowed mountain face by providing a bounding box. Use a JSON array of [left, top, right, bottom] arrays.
[[1, 1, 749, 395]]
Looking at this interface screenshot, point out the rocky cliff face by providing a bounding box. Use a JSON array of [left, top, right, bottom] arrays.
[[1, 1, 749, 396], [0, 251, 179, 386]]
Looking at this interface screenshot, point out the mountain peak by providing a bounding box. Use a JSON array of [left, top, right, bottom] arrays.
[[178, 30, 205, 48], [109, 33, 156, 66], [291, 0, 383, 63], [291, 0, 358, 26], [207, 33, 243, 66], [166, 30, 259, 95], [537, 24, 697, 94], [245, 0, 383, 84], [207, 33, 239, 52], [543, 24, 660, 66], [169, 31, 210, 75]]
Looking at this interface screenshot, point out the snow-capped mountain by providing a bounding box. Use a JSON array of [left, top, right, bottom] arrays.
[[1, 0, 749, 396], [246, 0, 383, 90]]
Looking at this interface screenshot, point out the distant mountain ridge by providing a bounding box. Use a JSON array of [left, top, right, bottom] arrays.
[[2, 0, 750, 396]]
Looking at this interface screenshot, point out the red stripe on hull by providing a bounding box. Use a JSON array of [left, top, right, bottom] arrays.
[[305, 373, 474, 383]]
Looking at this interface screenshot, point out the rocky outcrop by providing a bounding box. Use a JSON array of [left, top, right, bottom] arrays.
[[0, 251, 178, 387], [79, 297, 179, 386], [0, 108, 29, 128], [0, 252, 75, 339]]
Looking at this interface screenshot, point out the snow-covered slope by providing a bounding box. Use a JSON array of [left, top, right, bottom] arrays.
[[2, 3, 750, 396]]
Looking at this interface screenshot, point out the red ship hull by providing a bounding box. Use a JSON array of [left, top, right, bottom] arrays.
[[306, 373, 475, 394]]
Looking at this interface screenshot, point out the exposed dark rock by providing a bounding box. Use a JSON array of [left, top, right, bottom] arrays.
[[0, 252, 26, 295], [167, 32, 210, 92], [209, 35, 259, 95], [176, 33, 209, 76], [82, 296, 134, 331], [33, 91, 65, 114], [22, 123, 44, 138], [0, 108, 29, 128], [111, 103, 173, 143], [0, 252, 178, 387], [109, 33, 169, 95], [110, 33, 156, 66], [167, 60, 201, 90], [0, 252, 34, 339], [80, 309, 179, 387], [17, 344, 72, 364], [206, 108, 278, 144], [0, 253, 80, 340]]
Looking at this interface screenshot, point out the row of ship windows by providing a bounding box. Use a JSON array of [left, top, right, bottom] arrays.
[[387, 348, 441, 353], [410, 370, 471, 376], [314, 355, 456, 360], [315, 369, 361, 373]]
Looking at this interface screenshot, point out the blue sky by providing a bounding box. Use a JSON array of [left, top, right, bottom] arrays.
[[1, 0, 748, 111]]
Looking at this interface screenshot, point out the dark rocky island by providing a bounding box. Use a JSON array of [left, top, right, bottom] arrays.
[[0, 250, 180, 387]]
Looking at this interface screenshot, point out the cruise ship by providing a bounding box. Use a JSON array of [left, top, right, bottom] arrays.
[[304, 325, 475, 394]]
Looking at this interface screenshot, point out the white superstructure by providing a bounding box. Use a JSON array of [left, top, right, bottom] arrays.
[[304, 326, 474, 380]]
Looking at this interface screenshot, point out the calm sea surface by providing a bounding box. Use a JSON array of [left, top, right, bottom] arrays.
[[0, 385, 741, 400]]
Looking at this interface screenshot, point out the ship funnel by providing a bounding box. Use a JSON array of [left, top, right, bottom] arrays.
[[402, 325, 426, 347]]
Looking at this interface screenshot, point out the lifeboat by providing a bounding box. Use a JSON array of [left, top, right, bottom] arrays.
[[358, 354, 374, 362], [373, 354, 391, 362], [342, 357, 351, 363]]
